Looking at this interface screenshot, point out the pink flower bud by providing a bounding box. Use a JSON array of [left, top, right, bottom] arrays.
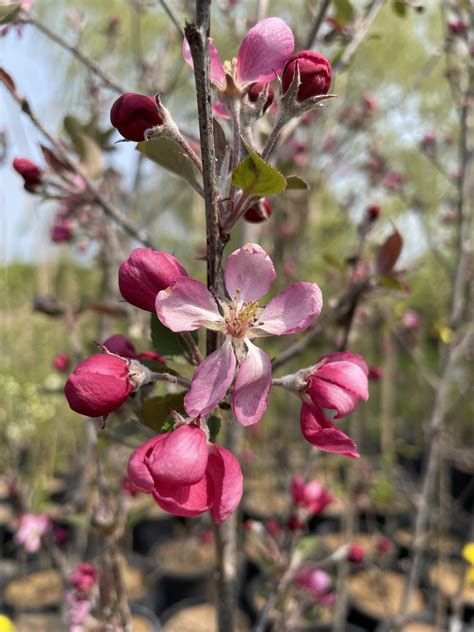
[[51, 218, 74, 243], [377, 536, 393, 555], [366, 204, 381, 222], [53, 353, 71, 372], [282, 50, 332, 101], [64, 354, 134, 417], [294, 567, 335, 605], [103, 334, 137, 358], [118, 247, 188, 312], [291, 475, 333, 516], [13, 157, 43, 190], [421, 131, 436, 151], [138, 350, 165, 363], [110, 92, 164, 142], [362, 94, 377, 114], [287, 514, 305, 531], [347, 543, 364, 564], [448, 19, 468, 35], [306, 351, 369, 419], [402, 310, 421, 330], [264, 519, 283, 538], [145, 424, 209, 486], [244, 198, 272, 223], [368, 366, 383, 381], [247, 82, 274, 111], [70, 563, 97, 593]]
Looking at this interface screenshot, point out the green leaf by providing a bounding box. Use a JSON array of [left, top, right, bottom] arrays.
[[334, 0, 354, 24], [323, 253, 346, 273], [378, 276, 407, 292], [208, 415, 221, 442], [0, 2, 20, 24], [137, 136, 203, 192], [151, 313, 185, 358], [285, 175, 309, 190], [392, 0, 407, 17], [63, 115, 103, 177], [140, 393, 186, 432], [231, 142, 286, 197]]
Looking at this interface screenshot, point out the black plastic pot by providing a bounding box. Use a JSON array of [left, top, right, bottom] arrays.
[[450, 454, 474, 512], [132, 515, 178, 556], [131, 603, 162, 631]]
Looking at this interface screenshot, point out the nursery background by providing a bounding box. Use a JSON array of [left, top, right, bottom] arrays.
[[0, 0, 472, 631]]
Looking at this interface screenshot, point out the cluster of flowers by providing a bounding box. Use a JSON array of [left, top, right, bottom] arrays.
[[64, 242, 369, 524], [12, 157, 92, 246]]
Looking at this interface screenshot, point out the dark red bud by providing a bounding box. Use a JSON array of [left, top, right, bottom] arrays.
[[244, 198, 272, 223], [103, 334, 137, 358], [247, 82, 274, 111], [110, 92, 164, 142], [64, 354, 134, 417], [282, 51, 332, 102], [13, 157, 43, 190], [118, 247, 188, 312], [366, 204, 381, 222], [348, 544, 364, 564]]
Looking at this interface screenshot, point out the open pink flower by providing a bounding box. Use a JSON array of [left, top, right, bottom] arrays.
[[156, 243, 322, 426], [293, 567, 335, 606], [183, 18, 294, 92], [15, 514, 50, 553], [300, 351, 368, 459], [290, 474, 333, 516], [128, 423, 243, 524]]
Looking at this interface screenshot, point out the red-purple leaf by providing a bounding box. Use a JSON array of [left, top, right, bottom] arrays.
[[0, 67, 17, 93], [40, 145, 72, 175], [376, 229, 403, 275]]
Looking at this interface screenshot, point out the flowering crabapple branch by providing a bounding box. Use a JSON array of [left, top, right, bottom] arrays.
[[0, 70, 153, 247]]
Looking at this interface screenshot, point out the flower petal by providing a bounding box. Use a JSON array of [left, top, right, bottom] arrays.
[[156, 277, 221, 332], [146, 425, 208, 485], [300, 403, 359, 459], [183, 37, 226, 89], [224, 243, 275, 302], [127, 436, 162, 493], [314, 361, 369, 403], [323, 351, 369, 375], [184, 338, 236, 417], [258, 282, 322, 335], [236, 17, 294, 85], [207, 444, 243, 524], [153, 472, 213, 517], [231, 340, 271, 426], [212, 101, 231, 119]]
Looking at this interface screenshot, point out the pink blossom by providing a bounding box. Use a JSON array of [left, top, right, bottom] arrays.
[[51, 217, 74, 243], [382, 171, 404, 192], [121, 476, 141, 497], [53, 352, 71, 372], [377, 536, 393, 555], [70, 563, 97, 593], [128, 423, 243, 524], [362, 94, 377, 114], [15, 514, 50, 553], [290, 474, 333, 515], [66, 592, 92, 632], [156, 243, 322, 426], [300, 351, 368, 458], [402, 310, 421, 329], [368, 365, 383, 381], [293, 567, 335, 605], [183, 18, 294, 91]]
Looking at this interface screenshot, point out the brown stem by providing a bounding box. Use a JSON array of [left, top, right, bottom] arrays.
[[185, 3, 234, 631], [304, 0, 331, 49]]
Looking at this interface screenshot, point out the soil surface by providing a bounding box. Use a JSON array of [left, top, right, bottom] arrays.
[[155, 536, 215, 575], [122, 561, 148, 601], [348, 569, 425, 618], [322, 532, 375, 555], [162, 603, 250, 632], [4, 569, 62, 609], [429, 560, 474, 604], [394, 529, 462, 555]]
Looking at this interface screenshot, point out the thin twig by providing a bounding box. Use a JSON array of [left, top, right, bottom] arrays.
[[21, 14, 127, 94], [304, 0, 331, 49], [338, 0, 385, 69], [157, 0, 184, 38]]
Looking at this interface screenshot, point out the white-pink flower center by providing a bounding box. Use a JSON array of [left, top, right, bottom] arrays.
[[223, 292, 260, 338]]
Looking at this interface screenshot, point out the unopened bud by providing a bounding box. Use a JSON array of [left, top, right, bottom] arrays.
[[282, 51, 332, 101], [110, 92, 164, 142]]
